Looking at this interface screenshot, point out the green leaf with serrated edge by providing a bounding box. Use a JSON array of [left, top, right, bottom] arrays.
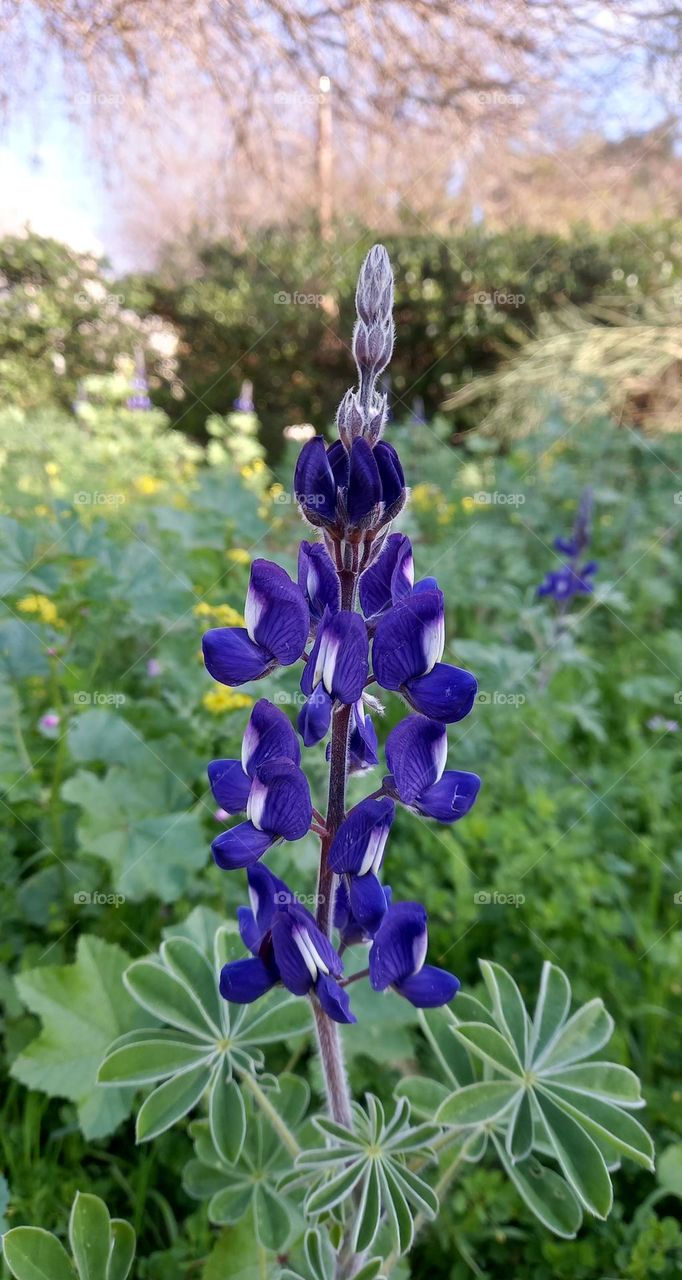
[[305, 1159, 365, 1215], [529, 962, 572, 1061], [354, 1161, 382, 1253], [536, 999, 613, 1072], [160, 938, 223, 1032], [452, 1023, 523, 1076], [506, 1090, 534, 1163], [2, 1228, 77, 1280], [395, 1077, 450, 1120], [69, 1192, 110, 1280], [98, 1039, 214, 1085], [536, 1090, 613, 1218], [438, 1080, 520, 1127], [492, 1136, 583, 1239], [135, 1063, 213, 1141], [545, 1062, 644, 1107], [253, 1183, 292, 1251], [210, 1073, 246, 1165], [124, 960, 218, 1040], [107, 1221, 135, 1280], [479, 961, 529, 1064], [379, 1162, 413, 1255], [541, 1087, 654, 1170], [390, 1163, 439, 1218], [237, 992, 311, 1043], [304, 1227, 335, 1280], [208, 1184, 253, 1225]]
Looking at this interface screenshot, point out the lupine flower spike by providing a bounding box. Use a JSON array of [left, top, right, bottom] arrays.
[[538, 486, 598, 604], [202, 244, 480, 1093]]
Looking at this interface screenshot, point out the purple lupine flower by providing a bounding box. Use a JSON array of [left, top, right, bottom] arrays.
[[358, 532, 437, 619], [347, 700, 379, 771], [369, 901, 459, 1008], [233, 379, 255, 413], [384, 714, 481, 822], [127, 351, 152, 411], [335, 879, 392, 947], [147, 658, 162, 678], [328, 795, 394, 934], [208, 699, 311, 868], [297, 609, 369, 743], [372, 589, 477, 723], [203, 560, 308, 686], [221, 864, 355, 1023], [294, 436, 405, 534], [538, 487, 598, 604], [298, 540, 341, 629]]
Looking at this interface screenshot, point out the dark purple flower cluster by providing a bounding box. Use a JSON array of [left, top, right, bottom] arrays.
[[202, 246, 481, 1025], [127, 351, 152, 412], [538, 488, 598, 604]]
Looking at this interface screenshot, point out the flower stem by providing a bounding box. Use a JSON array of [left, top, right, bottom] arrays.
[[236, 1067, 301, 1159]]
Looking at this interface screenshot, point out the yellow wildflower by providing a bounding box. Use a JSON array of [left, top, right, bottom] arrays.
[[203, 688, 254, 715], [411, 483, 435, 512], [45, 462, 59, 477], [228, 548, 251, 566], [462, 496, 476, 513], [34, 504, 50, 516], [134, 475, 162, 496], [17, 594, 62, 626], [193, 602, 244, 627]]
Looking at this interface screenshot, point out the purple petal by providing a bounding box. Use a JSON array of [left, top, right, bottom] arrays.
[[347, 438, 382, 524], [369, 901, 428, 990], [237, 906, 261, 954], [359, 533, 414, 618], [245, 560, 309, 666], [327, 440, 350, 490], [372, 590, 445, 690], [219, 957, 277, 1004], [212, 821, 274, 870], [298, 541, 341, 625], [303, 610, 369, 704], [404, 663, 477, 724], [247, 759, 312, 840], [348, 872, 389, 935], [385, 714, 447, 804], [328, 796, 394, 875], [207, 759, 251, 814], [417, 770, 481, 822], [298, 685, 333, 746], [374, 441, 405, 510], [294, 437, 337, 520], [316, 974, 357, 1024], [397, 965, 460, 1008], [246, 862, 294, 936], [202, 627, 271, 685], [348, 704, 379, 771], [242, 698, 300, 774]]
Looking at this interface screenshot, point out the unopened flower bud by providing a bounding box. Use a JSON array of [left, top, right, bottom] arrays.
[[336, 389, 364, 446], [356, 245, 394, 326]]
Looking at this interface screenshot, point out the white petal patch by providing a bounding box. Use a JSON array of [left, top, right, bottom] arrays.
[[306, 562, 320, 602], [246, 776, 267, 830], [433, 728, 448, 782], [244, 583, 264, 642], [293, 926, 330, 980], [248, 882, 260, 919], [242, 718, 259, 773], [401, 552, 415, 590], [321, 635, 341, 693], [359, 818, 390, 875], [411, 927, 428, 976], [421, 611, 445, 672]]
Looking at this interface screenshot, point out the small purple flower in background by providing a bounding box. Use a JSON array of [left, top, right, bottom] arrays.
[[127, 350, 152, 411], [201, 244, 480, 1049], [147, 658, 162, 678], [38, 712, 60, 736], [647, 715, 679, 733], [538, 487, 598, 605], [233, 379, 255, 413]]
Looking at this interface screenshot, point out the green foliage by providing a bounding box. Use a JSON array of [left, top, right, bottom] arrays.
[[2, 1190, 135, 1280]]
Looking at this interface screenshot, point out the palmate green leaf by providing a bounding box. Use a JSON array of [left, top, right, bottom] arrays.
[[543, 1061, 644, 1107], [437, 1081, 520, 1127], [394, 1077, 450, 1120], [98, 1038, 214, 1085], [528, 963, 572, 1060], [535, 998, 614, 1071], [506, 1090, 534, 1163], [479, 961, 529, 1063], [492, 1137, 583, 1239], [12, 936, 146, 1139], [160, 938, 224, 1032], [107, 1221, 136, 1280], [252, 1183, 292, 1251], [209, 1073, 246, 1165], [208, 1182, 253, 1225], [123, 958, 220, 1040], [541, 1086, 655, 1170], [535, 1090, 613, 1218], [2, 1228, 77, 1280], [379, 1162, 414, 1255], [354, 1161, 382, 1253], [69, 1193, 110, 1280], [450, 1024, 522, 1077]]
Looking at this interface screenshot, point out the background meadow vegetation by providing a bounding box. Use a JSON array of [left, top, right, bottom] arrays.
[[1, 222, 682, 1278]]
